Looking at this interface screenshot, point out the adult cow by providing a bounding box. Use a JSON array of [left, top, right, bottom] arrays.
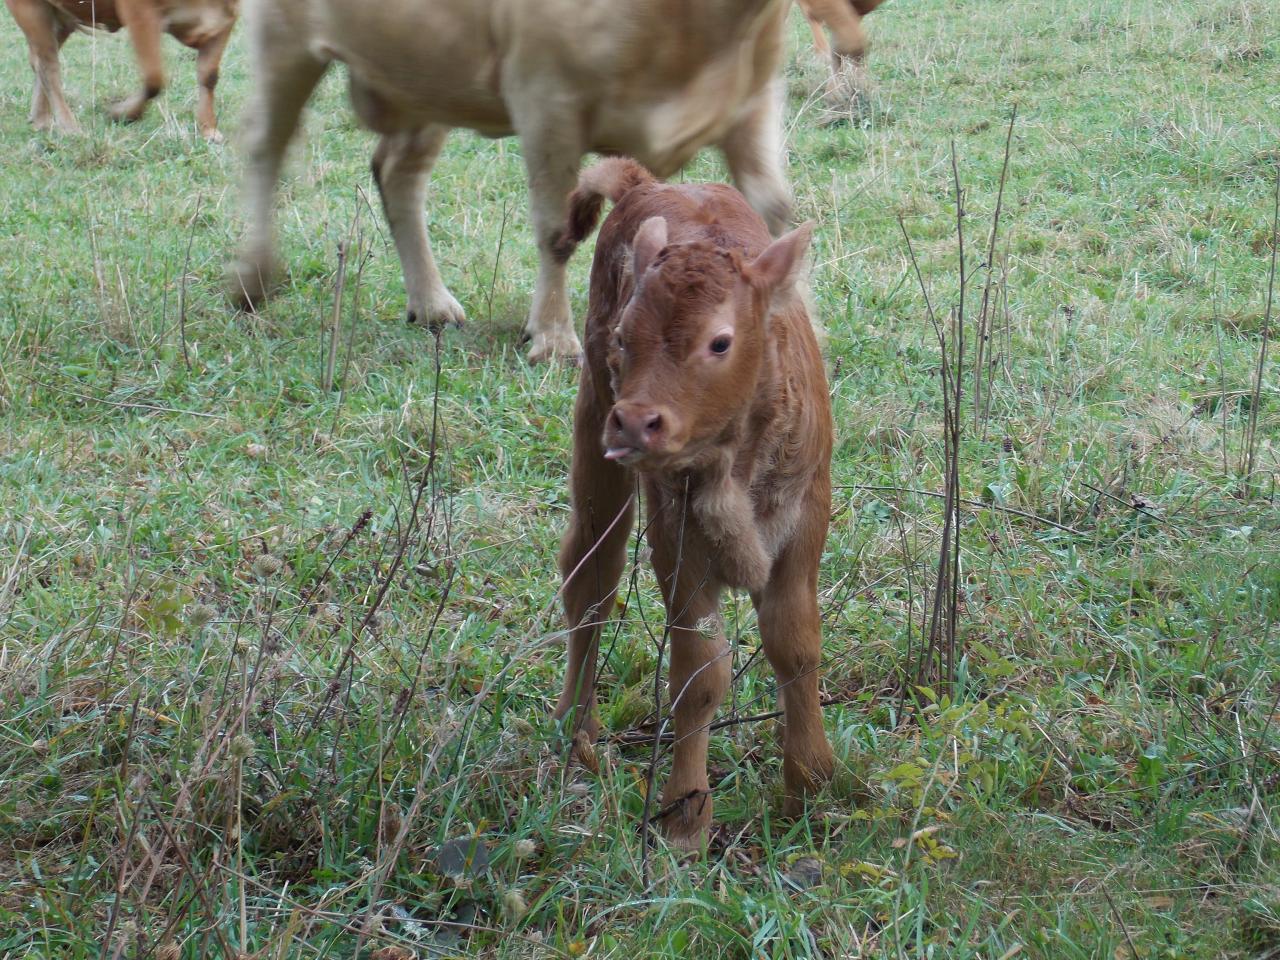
[[230, 0, 797, 362], [5, 0, 237, 140]]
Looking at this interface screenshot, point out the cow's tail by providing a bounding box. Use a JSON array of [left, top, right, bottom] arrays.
[[560, 158, 655, 255]]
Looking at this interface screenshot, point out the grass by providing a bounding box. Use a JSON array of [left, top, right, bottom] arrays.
[[1, 0, 1279, 956]]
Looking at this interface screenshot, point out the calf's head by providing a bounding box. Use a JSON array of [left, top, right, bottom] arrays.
[[602, 217, 813, 469]]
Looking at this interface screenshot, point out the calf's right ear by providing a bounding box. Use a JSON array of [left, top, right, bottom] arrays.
[[632, 217, 669, 277]]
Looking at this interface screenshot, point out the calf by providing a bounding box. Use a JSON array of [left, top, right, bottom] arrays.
[[230, 0, 797, 363], [5, 0, 237, 140], [554, 158, 835, 848]]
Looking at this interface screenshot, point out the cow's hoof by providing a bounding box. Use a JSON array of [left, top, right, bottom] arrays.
[[407, 293, 466, 333], [526, 328, 583, 365], [107, 98, 147, 124], [228, 261, 273, 311], [201, 127, 225, 145], [33, 116, 81, 135]]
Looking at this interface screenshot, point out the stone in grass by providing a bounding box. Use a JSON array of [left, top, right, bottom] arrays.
[[783, 856, 825, 891], [432, 836, 491, 879]]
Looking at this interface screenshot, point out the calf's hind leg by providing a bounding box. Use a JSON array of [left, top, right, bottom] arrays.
[[370, 127, 466, 332]]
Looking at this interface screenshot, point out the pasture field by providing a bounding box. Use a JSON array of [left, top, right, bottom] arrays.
[[2, 0, 1280, 956]]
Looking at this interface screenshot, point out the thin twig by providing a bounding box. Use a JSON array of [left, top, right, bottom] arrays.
[[322, 241, 348, 392], [178, 194, 202, 371], [1243, 165, 1278, 481], [24, 374, 224, 420], [486, 200, 511, 326], [974, 105, 1016, 434]]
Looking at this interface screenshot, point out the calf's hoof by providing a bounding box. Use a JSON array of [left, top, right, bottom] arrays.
[[200, 127, 225, 145], [659, 789, 713, 852], [525, 327, 584, 365], [781, 745, 836, 818], [406, 292, 466, 333]]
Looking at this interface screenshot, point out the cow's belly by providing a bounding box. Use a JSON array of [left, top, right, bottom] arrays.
[[311, 0, 511, 135], [591, 99, 750, 178]]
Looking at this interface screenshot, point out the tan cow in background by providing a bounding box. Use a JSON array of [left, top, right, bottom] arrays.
[[231, 0, 799, 363], [4, 0, 237, 140]]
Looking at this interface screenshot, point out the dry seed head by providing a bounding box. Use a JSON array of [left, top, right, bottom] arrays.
[[229, 734, 255, 761], [252, 554, 282, 578], [187, 602, 217, 628], [502, 888, 528, 921], [156, 943, 180, 960], [513, 838, 537, 860]]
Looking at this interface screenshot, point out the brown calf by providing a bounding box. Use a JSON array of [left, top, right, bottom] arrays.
[[554, 159, 835, 849], [5, 0, 237, 140]]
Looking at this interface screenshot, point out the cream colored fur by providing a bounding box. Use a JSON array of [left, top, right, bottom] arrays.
[[232, 0, 797, 361]]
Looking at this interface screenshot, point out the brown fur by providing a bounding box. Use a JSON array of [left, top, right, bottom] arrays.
[[4, 0, 237, 140], [796, 0, 885, 61], [555, 159, 836, 849], [230, 0, 798, 363]]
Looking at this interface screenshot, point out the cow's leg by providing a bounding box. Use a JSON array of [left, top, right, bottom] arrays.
[[799, 0, 832, 59], [370, 127, 466, 332], [753, 517, 834, 817], [651, 533, 730, 850], [109, 0, 166, 124], [803, 0, 869, 60], [554, 366, 634, 744], [6, 0, 78, 133], [193, 22, 234, 143], [719, 81, 792, 237], [510, 118, 583, 362], [231, 43, 327, 308]]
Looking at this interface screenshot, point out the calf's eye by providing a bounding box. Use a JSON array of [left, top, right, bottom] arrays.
[[709, 335, 732, 356]]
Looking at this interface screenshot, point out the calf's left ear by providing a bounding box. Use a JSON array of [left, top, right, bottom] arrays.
[[749, 221, 813, 301]]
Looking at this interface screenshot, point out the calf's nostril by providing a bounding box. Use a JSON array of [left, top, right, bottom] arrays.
[[611, 409, 626, 432], [643, 413, 663, 435]]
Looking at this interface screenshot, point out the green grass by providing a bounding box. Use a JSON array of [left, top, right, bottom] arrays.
[[2, 0, 1279, 956]]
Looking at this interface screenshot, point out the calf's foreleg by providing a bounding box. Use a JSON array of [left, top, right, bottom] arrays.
[[651, 530, 731, 850], [556, 370, 635, 742], [754, 516, 834, 816]]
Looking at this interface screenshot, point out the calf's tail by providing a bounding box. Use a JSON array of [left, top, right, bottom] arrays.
[[563, 158, 655, 252]]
